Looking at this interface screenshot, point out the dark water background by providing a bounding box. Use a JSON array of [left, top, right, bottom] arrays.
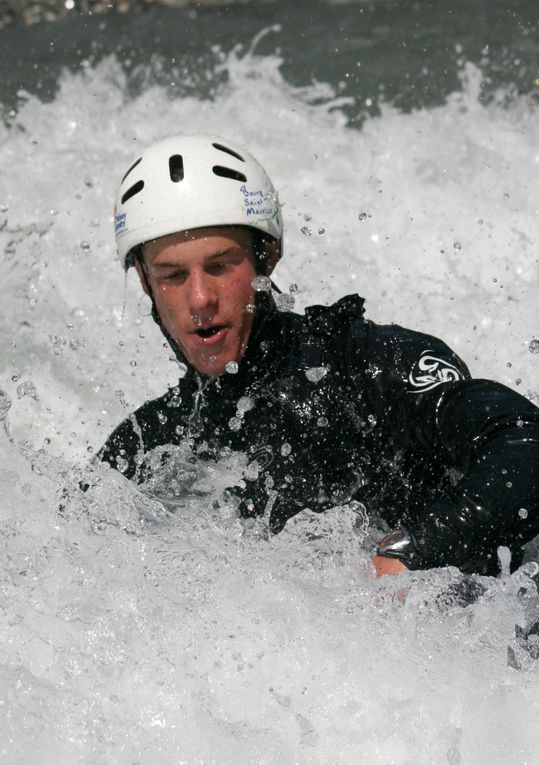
[[1, 0, 537, 119]]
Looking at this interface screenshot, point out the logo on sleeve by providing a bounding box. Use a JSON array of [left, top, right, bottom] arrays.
[[408, 350, 463, 393]]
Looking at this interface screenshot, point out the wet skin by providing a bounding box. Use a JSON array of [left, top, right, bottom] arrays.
[[137, 227, 264, 377]]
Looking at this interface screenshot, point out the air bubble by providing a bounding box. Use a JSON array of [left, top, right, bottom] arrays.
[[225, 360, 239, 374], [252, 276, 271, 292], [519, 508, 528, 519]]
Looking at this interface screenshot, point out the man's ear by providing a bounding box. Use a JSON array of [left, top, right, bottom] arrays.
[[134, 254, 151, 296], [264, 238, 282, 277]]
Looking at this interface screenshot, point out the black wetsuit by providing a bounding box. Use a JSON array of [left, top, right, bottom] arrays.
[[99, 295, 539, 575]]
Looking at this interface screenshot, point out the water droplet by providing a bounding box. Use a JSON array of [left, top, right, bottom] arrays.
[[0, 389, 12, 421], [280, 442, 292, 456], [453, 241, 461, 251], [237, 396, 254, 413], [317, 416, 329, 427], [225, 360, 239, 374], [130, 360, 137, 367], [300, 226, 312, 236], [244, 462, 260, 481], [16, 381, 38, 400], [80, 241, 91, 251], [506, 362, 512, 368], [503, 192, 510, 199], [116, 456, 128, 474], [306, 366, 328, 383], [529, 339, 539, 354], [358, 212, 367, 222], [174, 425, 184, 436], [516, 419, 524, 428], [246, 303, 256, 313], [228, 417, 242, 432], [276, 293, 295, 312], [157, 412, 168, 425], [506, 481, 513, 488], [515, 378, 522, 386], [318, 227, 325, 235], [252, 276, 271, 292], [519, 508, 528, 519], [367, 414, 377, 426]]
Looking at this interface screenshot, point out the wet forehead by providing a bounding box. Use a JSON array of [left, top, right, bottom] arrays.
[[143, 227, 254, 268]]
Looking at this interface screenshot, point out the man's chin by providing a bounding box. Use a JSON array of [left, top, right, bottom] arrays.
[[188, 352, 235, 377]]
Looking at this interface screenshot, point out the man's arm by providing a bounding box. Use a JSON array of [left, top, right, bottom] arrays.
[[349, 320, 539, 575]]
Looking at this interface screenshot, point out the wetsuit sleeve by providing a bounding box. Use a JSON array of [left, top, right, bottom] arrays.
[[350, 321, 539, 573], [97, 414, 143, 481], [96, 389, 186, 482]]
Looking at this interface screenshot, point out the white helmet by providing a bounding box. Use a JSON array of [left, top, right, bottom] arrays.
[[114, 134, 282, 269]]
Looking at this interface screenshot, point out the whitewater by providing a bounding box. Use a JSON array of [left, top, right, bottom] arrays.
[[1, 39, 538, 764]]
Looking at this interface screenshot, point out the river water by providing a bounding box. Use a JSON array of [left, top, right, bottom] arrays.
[[1, 2, 538, 763]]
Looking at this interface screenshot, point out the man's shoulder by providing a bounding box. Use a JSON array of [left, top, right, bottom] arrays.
[[300, 294, 471, 391]]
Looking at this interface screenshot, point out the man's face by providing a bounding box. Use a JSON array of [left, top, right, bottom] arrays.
[[138, 227, 259, 376]]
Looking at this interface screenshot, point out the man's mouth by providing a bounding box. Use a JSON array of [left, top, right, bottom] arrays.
[[191, 324, 228, 344]]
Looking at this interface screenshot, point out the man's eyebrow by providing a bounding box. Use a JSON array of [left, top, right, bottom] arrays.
[[206, 247, 240, 261], [152, 246, 242, 270], [152, 261, 187, 269]]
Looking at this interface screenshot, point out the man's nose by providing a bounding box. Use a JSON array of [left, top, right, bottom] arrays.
[[187, 271, 217, 315]]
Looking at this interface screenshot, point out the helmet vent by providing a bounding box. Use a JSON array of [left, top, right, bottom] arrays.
[[121, 180, 144, 204], [212, 165, 247, 183], [121, 157, 142, 184], [169, 155, 184, 182], [213, 142, 245, 162]]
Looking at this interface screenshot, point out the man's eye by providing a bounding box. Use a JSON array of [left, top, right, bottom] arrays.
[[162, 271, 186, 282], [208, 262, 230, 274]]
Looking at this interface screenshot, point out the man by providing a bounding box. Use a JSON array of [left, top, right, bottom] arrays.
[[100, 134, 539, 578]]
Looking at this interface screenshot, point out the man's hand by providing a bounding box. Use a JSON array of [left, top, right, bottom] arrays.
[[371, 555, 409, 577]]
